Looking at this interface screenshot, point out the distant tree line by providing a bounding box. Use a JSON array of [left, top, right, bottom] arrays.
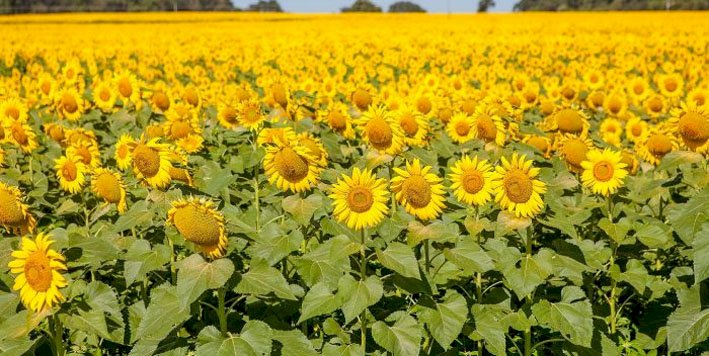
[[0, 0, 292, 13], [513, 0, 709, 11], [341, 0, 428, 13]]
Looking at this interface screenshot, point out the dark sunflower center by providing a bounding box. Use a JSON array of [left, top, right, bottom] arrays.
[[347, 186, 374, 213], [133, 145, 161, 178], [504, 169, 533, 204], [24, 251, 52, 292], [274, 147, 309, 183], [367, 117, 394, 149], [462, 170, 484, 194], [402, 175, 432, 209], [593, 161, 614, 182]]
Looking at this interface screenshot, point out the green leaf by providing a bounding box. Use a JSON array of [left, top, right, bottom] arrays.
[[124, 239, 171, 286], [135, 284, 191, 341], [177, 254, 234, 308], [692, 223, 709, 283], [112, 200, 154, 233], [668, 187, 709, 245], [667, 308, 709, 352], [371, 312, 422, 356], [321, 343, 364, 356], [406, 220, 459, 246], [235, 258, 296, 300], [272, 330, 317, 356], [298, 283, 341, 324], [248, 227, 303, 266], [282, 194, 323, 225], [196, 161, 236, 198], [501, 249, 553, 298], [532, 297, 593, 347], [443, 239, 494, 274], [336, 274, 383, 324], [618, 259, 654, 295], [377, 242, 421, 279], [196, 321, 273, 356], [657, 151, 704, 171], [598, 217, 631, 244], [471, 305, 508, 356], [294, 235, 359, 289], [0, 338, 35, 356], [418, 291, 467, 350]]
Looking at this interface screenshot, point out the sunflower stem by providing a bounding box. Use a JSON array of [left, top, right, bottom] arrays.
[[254, 176, 260, 232], [606, 195, 618, 334], [167, 237, 177, 285], [360, 228, 367, 352], [388, 160, 397, 217], [52, 314, 65, 356], [424, 239, 431, 274], [217, 286, 228, 337]]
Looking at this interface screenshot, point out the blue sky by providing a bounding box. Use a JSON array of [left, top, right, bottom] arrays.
[[231, 0, 516, 13]]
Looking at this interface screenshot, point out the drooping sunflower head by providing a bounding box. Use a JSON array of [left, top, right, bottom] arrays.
[[130, 138, 173, 189], [603, 92, 628, 118], [395, 107, 428, 147], [446, 112, 476, 144], [55, 87, 84, 121], [669, 102, 708, 152], [351, 86, 373, 111], [555, 134, 594, 173], [8, 233, 67, 313], [216, 102, 239, 129], [472, 107, 506, 147], [620, 151, 639, 176], [263, 139, 321, 193], [0, 182, 36, 235], [67, 140, 101, 169], [585, 91, 605, 111], [43, 122, 66, 145], [489, 153, 547, 218], [6, 121, 38, 153], [169, 166, 193, 187], [91, 168, 127, 214], [547, 106, 589, 136], [167, 197, 227, 258], [356, 105, 405, 156], [638, 128, 679, 166], [449, 155, 494, 207], [150, 83, 172, 113], [580, 149, 628, 197], [321, 103, 355, 139], [54, 155, 87, 194], [329, 167, 389, 230], [522, 134, 552, 158], [391, 158, 446, 221]]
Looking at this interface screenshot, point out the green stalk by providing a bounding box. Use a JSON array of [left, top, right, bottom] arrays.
[[52, 314, 65, 356], [606, 196, 617, 334], [424, 239, 431, 274], [167, 237, 177, 285], [388, 160, 397, 217], [524, 327, 532, 356], [217, 287, 228, 337], [360, 229, 368, 352]]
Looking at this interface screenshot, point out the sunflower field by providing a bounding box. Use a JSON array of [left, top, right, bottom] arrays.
[[0, 11, 708, 356]]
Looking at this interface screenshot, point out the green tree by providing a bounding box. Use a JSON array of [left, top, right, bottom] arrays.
[[478, 0, 496, 12], [342, 0, 382, 12], [388, 1, 426, 12]]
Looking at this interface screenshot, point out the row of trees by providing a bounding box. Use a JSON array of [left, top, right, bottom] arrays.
[[513, 0, 709, 10]]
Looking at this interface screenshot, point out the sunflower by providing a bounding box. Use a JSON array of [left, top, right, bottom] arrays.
[[55, 87, 84, 121], [395, 107, 428, 147], [55, 155, 87, 194], [237, 98, 265, 130], [472, 108, 506, 147], [581, 149, 628, 197], [657, 73, 684, 99], [36, 73, 56, 104], [637, 129, 679, 166], [8, 233, 67, 313], [669, 102, 708, 153], [585, 91, 605, 112], [0, 182, 36, 235], [391, 159, 446, 221], [263, 139, 320, 193], [181, 85, 201, 109], [91, 168, 127, 213], [130, 138, 173, 188], [43, 123, 66, 145], [63, 128, 96, 147], [257, 127, 297, 146], [523, 134, 552, 158], [115, 134, 135, 171], [555, 134, 594, 173], [603, 92, 628, 118], [351, 85, 374, 111], [627, 77, 649, 102], [321, 103, 356, 139], [93, 81, 116, 112], [620, 151, 639, 176], [67, 141, 101, 169], [1, 98, 28, 124], [169, 167, 193, 186], [490, 154, 547, 218], [167, 197, 227, 258], [329, 167, 388, 230], [545, 106, 589, 136], [625, 115, 648, 144], [0, 148, 4, 166], [269, 82, 290, 110], [297, 133, 328, 167], [446, 112, 476, 144], [149, 82, 173, 113], [115, 71, 141, 106], [356, 105, 405, 156], [216, 102, 239, 129], [687, 87, 708, 109], [5, 120, 38, 153], [448, 156, 494, 207], [644, 94, 667, 119]]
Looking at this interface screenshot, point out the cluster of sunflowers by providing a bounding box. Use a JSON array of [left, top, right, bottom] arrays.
[[0, 11, 707, 355]]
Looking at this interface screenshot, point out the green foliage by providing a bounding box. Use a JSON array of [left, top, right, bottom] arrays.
[[341, 0, 382, 13]]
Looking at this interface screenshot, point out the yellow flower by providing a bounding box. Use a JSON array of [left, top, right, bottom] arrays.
[[395, 107, 428, 147], [55, 87, 85, 121], [644, 93, 668, 119], [264, 139, 321, 193], [472, 108, 506, 147], [1, 98, 28, 124], [523, 134, 552, 158], [625, 115, 648, 143], [356, 105, 405, 156], [0, 182, 36, 235], [545, 106, 589, 136], [446, 112, 476, 144], [93, 81, 116, 112], [115, 134, 135, 171], [581, 149, 628, 197], [669, 102, 708, 153], [237, 99, 265, 131], [67, 141, 101, 169], [216, 102, 239, 130], [448, 156, 494, 207], [329, 167, 389, 230], [55, 155, 87, 194], [257, 127, 297, 146], [391, 158, 446, 221], [297, 133, 328, 167], [321, 102, 356, 139], [167, 197, 227, 258], [657, 72, 684, 99], [91, 168, 127, 213], [637, 129, 679, 166], [8, 233, 67, 313], [555, 134, 594, 174], [5, 120, 38, 153], [490, 154, 546, 218], [114, 71, 141, 106], [130, 138, 173, 189]]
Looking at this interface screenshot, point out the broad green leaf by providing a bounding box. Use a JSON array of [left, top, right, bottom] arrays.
[[112, 200, 154, 233], [235, 258, 297, 300], [196, 321, 273, 356], [196, 161, 236, 198], [667, 308, 709, 352], [321, 343, 364, 356], [336, 274, 383, 323], [657, 151, 704, 171], [418, 290, 467, 350], [443, 239, 493, 274], [635, 219, 674, 248], [0, 338, 35, 356], [532, 298, 593, 347], [692, 222, 709, 283], [377, 242, 421, 279], [371, 313, 422, 356], [294, 235, 359, 289], [135, 284, 191, 340], [667, 187, 709, 245], [501, 249, 553, 298], [177, 254, 234, 307], [618, 259, 654, 295], [598, 217, 631, 244], [470, 304, 508, 356], [272, 329, 317, 356], [282, 194, 323, 225], [298, 283, 342, 323], [248, 227, 303, 266], [124, 239, 171, 286], [406, 220, 458, 246]]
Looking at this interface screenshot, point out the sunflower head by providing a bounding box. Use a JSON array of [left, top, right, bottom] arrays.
[[264, 138, 321, 193], [357, 105, 404, 155], [55, 155, 87, 194], [8, 233, 67, 313], [92, 168, 127, 213], [130, 138, 172, 188], [639, 129, 678, 166], [449, 156, 494, 207], [556, 135, 593, 173], [490, 154, 547, 218], [167, 198, 227, 258], [0, 182, 36, 235], [671, 103, 708, 152], [391, 159, 446, 221], [581, 149, 628, 197], [329, 167, 389, 230]]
